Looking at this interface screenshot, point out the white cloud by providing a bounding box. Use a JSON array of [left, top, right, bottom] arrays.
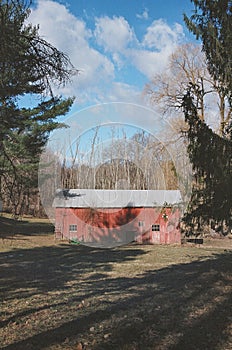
[[143, 19, 184, 50], [94, 16, 136, 53], [30, 0, 91, 51], [106, 82, 143, 103], [126, 20, 184, 79], [29, 0, 114, 94], [127, 49, 170, 78], [28, 1, 185, 109], [136, 8, 149, 20]]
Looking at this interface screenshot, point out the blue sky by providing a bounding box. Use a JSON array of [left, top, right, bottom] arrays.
[[30, 0, 197, 115], [35, 1, 194, 206]]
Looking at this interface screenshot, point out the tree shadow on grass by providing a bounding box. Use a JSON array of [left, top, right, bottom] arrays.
[[0, 244, 231, 350], [0, 216, 53, 238], [0, 244, 146, 297]]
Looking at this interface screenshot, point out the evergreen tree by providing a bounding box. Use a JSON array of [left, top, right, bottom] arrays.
[[182, 0, 232, 234], [0, 0, 76, 216], [182, 91, 232, 234]]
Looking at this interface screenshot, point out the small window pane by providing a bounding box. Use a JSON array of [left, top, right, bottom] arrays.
[[152, 224, 160, 231], [138, 221, 144, 227], [69, 224, 77, 232]]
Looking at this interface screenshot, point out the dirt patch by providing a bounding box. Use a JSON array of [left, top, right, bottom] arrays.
[[0, 217, 232, 349]]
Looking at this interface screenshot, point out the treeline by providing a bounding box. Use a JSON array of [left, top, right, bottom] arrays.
[[1, 126, 180, 217], [59, 131, 178, 192], [60, 158, 177, 191]]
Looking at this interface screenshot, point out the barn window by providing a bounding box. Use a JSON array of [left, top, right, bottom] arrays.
[[138, 221, 144, 227], [69, 224, 77, 232], [152, 224, 160, 231]]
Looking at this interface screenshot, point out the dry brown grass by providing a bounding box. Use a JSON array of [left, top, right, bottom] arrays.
[[0, 215, 231, 350]]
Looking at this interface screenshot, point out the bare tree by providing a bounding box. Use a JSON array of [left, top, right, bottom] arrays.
[[59, 127, 178, 191], [144, 43, 231, 136]]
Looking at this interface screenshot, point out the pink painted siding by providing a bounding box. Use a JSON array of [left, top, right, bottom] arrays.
[[55, 206, 181, 245]]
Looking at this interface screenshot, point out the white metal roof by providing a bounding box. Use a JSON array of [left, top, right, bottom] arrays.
[[53, 189, 182, 208]]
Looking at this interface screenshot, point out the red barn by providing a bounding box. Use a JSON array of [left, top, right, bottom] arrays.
[[53, 189, 182, 247]]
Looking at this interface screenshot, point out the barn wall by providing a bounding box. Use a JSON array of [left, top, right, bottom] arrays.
[[54, 206, 181, 245]]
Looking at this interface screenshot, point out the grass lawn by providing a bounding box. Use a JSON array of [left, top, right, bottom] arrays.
[[0, 215, 232, 350]]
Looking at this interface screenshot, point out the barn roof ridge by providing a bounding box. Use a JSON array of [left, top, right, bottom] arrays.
[[53, 189, 183, 208]]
